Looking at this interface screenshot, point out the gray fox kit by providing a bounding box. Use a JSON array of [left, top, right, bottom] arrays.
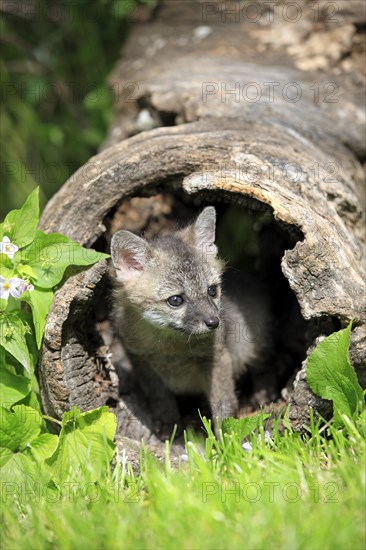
[[111, 207, 270, 435]]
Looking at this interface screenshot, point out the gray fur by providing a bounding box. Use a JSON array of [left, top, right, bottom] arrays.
[[111, 207, 270, 434]]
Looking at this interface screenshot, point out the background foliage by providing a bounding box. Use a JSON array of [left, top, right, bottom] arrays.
[[1, 0, 155, 217]]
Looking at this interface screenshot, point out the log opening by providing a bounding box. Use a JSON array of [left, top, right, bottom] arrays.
[[41, 182, 347, 439]]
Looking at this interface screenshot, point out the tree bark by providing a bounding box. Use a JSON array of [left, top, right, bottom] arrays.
[[38, 0, 365, 439]]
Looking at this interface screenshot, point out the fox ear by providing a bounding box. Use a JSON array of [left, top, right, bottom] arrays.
[[193, 206, 217, 256], [178, 207, 217, 255], [111, 231, 152, 281]]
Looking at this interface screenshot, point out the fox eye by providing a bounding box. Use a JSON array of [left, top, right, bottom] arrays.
[[208, 285, 218, 298], [167, 295, 184, 307]]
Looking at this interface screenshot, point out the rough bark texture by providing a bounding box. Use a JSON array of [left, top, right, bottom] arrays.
[[39, 0, 365, 440]]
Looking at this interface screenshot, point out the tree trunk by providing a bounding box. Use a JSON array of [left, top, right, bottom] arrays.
[[38, 0, 365, 441]]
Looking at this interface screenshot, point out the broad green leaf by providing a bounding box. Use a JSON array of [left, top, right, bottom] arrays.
[[0, 447, 40, 490], [28, 433, 58, 462], [307, 322, 365, 425], [23, 286, 54, 348], [0, 263, 15, 280], [0, 447, 12, 469], [4, 296, 21, 313], [0, 363, 31, 408], [62, 406, 117, 440], [18, 385, 43, 414], [17, 310, 39, 371], [0, 433, 58, 489], [18, 264, 38, 279], [0, 405, 42, 451], [22, 231, 109, 288], [222, 413, 270, 440], [0, 187, 39, 249], [0, 314, 32, 374], [47, 406, 116, 484], [327, 370, 361, 426]]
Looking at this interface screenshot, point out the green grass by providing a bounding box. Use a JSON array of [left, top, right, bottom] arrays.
[[1, 417, 365, 550]]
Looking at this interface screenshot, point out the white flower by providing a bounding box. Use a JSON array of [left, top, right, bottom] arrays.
[[0, 236, 19, 259], [0, 276, 34, 300], [242, 430, 271, 453], [258, 430, 271, 444]]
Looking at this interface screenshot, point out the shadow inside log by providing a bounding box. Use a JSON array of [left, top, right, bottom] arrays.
[[94, 189, 314, 440]]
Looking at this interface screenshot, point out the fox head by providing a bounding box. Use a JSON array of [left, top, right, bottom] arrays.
[[111, 207, 224, 335]]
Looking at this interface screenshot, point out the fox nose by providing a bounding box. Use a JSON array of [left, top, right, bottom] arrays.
[[204, 316, 220, 329]]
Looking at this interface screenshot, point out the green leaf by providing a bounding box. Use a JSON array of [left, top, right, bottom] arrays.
[[28, 433, 58, 462], [22, 231, 109, 288], [222, 413, 270, 440], [0, 447, 13, 469], [18, 388, 42, 413], [0, 314, 32, 374], [307, 322, 365, 426], [17, 310, 39, 371], [23, 286, 54, 348], [0, 187, 39, 249], [15, 373, 42, 413], [18, 264, 38, 279], [0, 405, 42, 451], [356, 410, 366, 437], [47, 406, 116, 484], [0, 263, 15, 281], [0, 433, 58, 489], [0, 363, 31, 408], [0, 447, 39, 489]]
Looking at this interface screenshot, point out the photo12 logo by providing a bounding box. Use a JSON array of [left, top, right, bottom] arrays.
[[202, 481, 340, 503], [202, 81, 339, 104], [201, 2, 339, 24], [1, 481, 140, 504]]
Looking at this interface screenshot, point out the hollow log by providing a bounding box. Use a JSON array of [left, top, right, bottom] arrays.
[[38, 0, 365, 440]]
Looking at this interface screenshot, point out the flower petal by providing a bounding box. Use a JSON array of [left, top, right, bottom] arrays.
[[257, 430, 271, 444], [0, 287, 10, 300], [9, 277, 25, 285], [0, 237, 18, 258], [9, 287, 22, 299], [8, 278, 30, 299], [242, 441, 253, 452]]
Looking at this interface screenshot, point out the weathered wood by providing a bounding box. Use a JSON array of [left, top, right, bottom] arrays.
[[38, 261, 119, 419], [39, 0, 365, 438]]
